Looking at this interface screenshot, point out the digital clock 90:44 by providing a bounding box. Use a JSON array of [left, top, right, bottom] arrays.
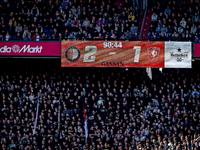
[[103, 42, 122, 48]]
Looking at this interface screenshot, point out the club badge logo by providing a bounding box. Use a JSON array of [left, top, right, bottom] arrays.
[[65, 46, 80, 62], [148, 47, 160, 62]]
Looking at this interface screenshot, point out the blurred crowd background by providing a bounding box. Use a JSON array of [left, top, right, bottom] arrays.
[[0, 59, 200, 150], [148, 0, 200, 42], [0, 0, 142, 41]]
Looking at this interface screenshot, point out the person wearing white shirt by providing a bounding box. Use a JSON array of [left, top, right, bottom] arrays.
[[180, 18, 186, 28]]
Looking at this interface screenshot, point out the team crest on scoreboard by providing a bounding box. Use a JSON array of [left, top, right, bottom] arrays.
[[147, 47, 160, 62], [65, 46, 80, 62]]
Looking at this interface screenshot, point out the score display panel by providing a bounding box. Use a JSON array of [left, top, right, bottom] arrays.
[[61, 41, 191, 68]]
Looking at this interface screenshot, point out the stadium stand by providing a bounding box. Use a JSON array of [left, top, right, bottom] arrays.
[[0, 0, 142, 41], [1, 59, 200, 150], [148, 0, 200, 42], [0, 0, 200, 150]]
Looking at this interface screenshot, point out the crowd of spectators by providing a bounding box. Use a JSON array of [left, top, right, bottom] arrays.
[[148, 0, 200, 42], [1, 59, 200, 150], [0, 0, 141, 41]]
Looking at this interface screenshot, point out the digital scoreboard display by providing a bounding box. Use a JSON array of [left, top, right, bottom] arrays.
[[61, 41, 191, 68]]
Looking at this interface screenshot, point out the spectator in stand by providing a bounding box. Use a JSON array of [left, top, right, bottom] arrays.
[[173, 33, 181, 41], [23, 29, 31, 41], [167, 25, 173, 37], [7, 22, 15, 36], [31, 5, 39, 17], [40, 33, 47, 41], [15, 23, 23, 34], [125, 30, 131, 40], [15, 32, 22, 40], [194, 35, 200, 42], [0, 34, 3, 41], [120, 34, 126, 40], [185, 30, 190, 38], [156, 24, 161, 36], [151, 12, 158, 21], [95, 24, 101, 33], [101, 18, 108, 26], [76, 31, 83, 40], [164, 6, 171, 16], [161, 24, 168, 36], [180, 18, 187, 29], [130, 24, 138, 36], [178, 26, 184, 34], [158, 20, 162, 28], [192, 13, 200, 24], [103, 12, 110, 21], [191, 24, 197, 35], [94, 33, 104, 40], [58, 33, 63, 40], [82, 17, 90, 27], [1, 24, 7, 35], [111, 33, 117, 40], [197, 25, 200, 34], [180, 34, 187, 41], [86, 33, 93, 40], [32, 32, 40, 41], [5, 32, 11, 41], [68, 33, 75, 40], [66, 17, 73, 27], [148, 24, 155, 36], [61, 0, 68, 9], [71, 5, 77, 16], [128, 11, 135, 22]]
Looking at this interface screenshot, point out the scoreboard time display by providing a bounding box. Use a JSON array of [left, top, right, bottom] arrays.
[[61, 41, 191, 68]]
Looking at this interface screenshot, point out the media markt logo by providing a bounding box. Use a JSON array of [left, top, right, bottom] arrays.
[[12, 45, 20, 53], [170, 48, 188, 62]]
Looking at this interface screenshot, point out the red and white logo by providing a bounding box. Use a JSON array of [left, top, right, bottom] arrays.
[[148, 47, 160, 62], [0, 45, 43, 53], [12, 45, 20, 53]]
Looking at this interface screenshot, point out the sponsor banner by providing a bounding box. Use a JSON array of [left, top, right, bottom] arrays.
[[194, 44, 200, 57], [165, 42, 192, 68], [0, 42, 60, 56], [61, 41, 165, 68]]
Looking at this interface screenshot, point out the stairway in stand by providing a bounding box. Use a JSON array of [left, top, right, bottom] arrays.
[[137, 11, 145, 41], [141, 11, 153, 41]]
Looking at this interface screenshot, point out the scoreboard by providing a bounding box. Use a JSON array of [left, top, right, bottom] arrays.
[[61, 41, 191, 68]]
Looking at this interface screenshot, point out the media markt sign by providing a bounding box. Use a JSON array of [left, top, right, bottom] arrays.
[[164, 42, 191, 68], [0, 44, 43, 53]]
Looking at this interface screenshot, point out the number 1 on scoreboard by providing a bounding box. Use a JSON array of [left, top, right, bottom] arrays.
[[133, 46, 141, 62]]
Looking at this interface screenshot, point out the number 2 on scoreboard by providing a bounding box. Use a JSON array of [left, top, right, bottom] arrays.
[[83, 46, 97, 62]]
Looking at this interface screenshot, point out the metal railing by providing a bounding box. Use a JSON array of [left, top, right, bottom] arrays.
[[1, 34, 142, 42], [0, 34, 198, 42]]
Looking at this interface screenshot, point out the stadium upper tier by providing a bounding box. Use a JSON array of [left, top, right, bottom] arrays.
[[0, 0, 141, 41], [148, 0, 200, 42]]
